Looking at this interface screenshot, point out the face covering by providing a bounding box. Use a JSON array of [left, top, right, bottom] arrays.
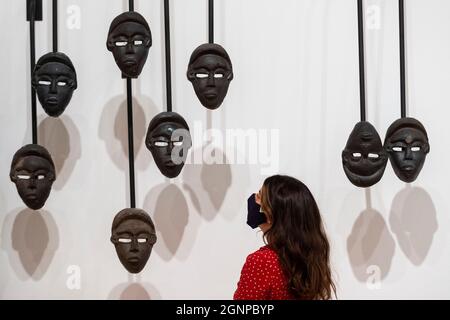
[[247, 193, 267, 229]]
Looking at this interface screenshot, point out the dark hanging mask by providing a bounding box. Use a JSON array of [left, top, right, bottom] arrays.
[[9, 144, 56, 210], [187, 43, 233, 110], [342, 121, 388, 187], [247, 194, 267, 229], [106, 11, 152, 78], [32, 52, 77, 117], [384, 117, 430, 183], [145, 112, 192, 178], [111, 208, 157, 274]]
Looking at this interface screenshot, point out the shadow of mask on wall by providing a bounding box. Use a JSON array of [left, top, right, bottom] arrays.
[[187, 43, 233, 110], [384, 117, 430, 183], [32, 52, 77, 117], [10, 144, 56, 210], [342, 121, 388, 188], [106, 11, 152, 78], [111, 208, 157, 274], [145, 112, 192, 178]]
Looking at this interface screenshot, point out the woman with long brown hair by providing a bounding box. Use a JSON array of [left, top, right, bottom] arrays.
[[234, 175, 336, 300]]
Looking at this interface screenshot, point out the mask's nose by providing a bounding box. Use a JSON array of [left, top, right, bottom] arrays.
[[130, 239, 139, 252], [49, 81, 57, 94], [28, 178, 37, 189], [405, 147, 413, 160], [206, 74, 216, 87], [126, 42, 135, 54]]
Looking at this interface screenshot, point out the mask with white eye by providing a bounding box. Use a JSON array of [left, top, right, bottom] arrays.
[[342, 121, 388, 188], [10, 144, 56, 210], [187, 43, 234, 110], [33, 52, 78, 117], [384, 117, 430, 183], [145, 112, 192, 178], [106, 11, 152, 78], [110, 208, 157, 274]]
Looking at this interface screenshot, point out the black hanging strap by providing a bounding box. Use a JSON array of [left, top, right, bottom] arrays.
[[209, 0, 214, 44], [126, 79, 136, 208], [164, 0, 172, 112], [28, 0, 40, 144], [357, 0, 366, 122], [52, 0, 57, 52], [399, 0, 407, 118], [126, 0, 136, 208]]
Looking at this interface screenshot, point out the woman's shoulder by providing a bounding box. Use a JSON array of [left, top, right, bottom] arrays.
[[246, 245, 279, 264]]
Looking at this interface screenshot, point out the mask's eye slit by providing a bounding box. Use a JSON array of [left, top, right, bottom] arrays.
[[392, 146, 403, 152], [214, 73, 224, 79], [195, 73, 208, 79], [411, 147, 421, 152], [37, 175, 45, 180], [57, 81, 67, 87], [17, 175, 31, 180], [154, 141, 169, 147], [115, 41, 127, 47], [134, 40, 143, 45], [352, 153, 362, 158], [118, 238, 132, 244], [368, 153, 379, 159], [38, 80, 51, 86], [137, 238, 147, 243]]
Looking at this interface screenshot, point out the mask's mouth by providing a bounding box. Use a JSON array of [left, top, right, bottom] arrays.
[[204, 91, 218, 99], [164, 161, 177, 168], [127, 257, 140, 264], [122, 57, 137, 66], [343, 164, 386, 187], [401, 165, 416, 172], [46, 97, 58, 105], [25, 193, 38, 200]]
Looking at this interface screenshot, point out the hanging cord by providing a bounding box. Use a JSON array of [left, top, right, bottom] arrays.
[[126, 0, 136, 208], [29, 0, 38, 144], [164, 0, 172, 112], [52, 0, 57, 52], [208, 0, 214, 43], [357, 0, 366, 122], [126, 79, 136, 208], [399, 0, 407, 118]]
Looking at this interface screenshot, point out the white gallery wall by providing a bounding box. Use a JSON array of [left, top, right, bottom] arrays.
[[1, 0, 449, 299]]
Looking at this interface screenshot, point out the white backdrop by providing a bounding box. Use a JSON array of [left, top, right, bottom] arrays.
[[1, 0, 449, 299]]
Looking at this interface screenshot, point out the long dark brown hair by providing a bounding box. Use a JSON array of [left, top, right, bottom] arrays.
[[261, 175, 336, 300]]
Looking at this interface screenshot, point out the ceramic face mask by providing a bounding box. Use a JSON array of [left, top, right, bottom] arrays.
[[342, 121, 388, 187], [106, 11, 152, 78], [145, 112, 192, 178], [10, 144, 56, 210], [187, 43, 233, 110], [111, 208, 157, 274], [32, 52, 77, 117], [384, 117, 430, 183]]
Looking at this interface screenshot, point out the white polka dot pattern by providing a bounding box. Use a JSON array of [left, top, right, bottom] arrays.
[[233, 246, 294, 300]]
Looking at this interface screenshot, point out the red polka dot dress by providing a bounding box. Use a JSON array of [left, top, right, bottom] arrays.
[[234, 246, 295, 300]]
